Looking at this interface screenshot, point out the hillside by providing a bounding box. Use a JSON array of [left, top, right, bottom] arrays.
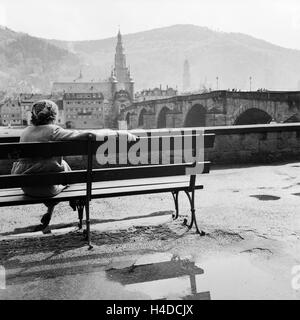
[[1, 24, 300, 93], [0, 26, 79, 93]]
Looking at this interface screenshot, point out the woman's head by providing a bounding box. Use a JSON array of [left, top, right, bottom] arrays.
[[31, 100, 58, 126]]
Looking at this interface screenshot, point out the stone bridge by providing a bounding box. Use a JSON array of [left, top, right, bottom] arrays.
[[121, 90, 300, 129]]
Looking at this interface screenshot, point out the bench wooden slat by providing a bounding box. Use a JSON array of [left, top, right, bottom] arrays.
[[0, 171, 87, 189], [0, 133, 215, 160], [0, 141, 89, 159], [0, 132, 215, 149], [0, 177, 191, 197], [92, 162, 210, 182], [0, 162, 210, 189], [0, 181, 204, 207]]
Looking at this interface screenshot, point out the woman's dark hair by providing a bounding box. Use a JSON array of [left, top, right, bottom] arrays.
[[31, 100, 58, 126]]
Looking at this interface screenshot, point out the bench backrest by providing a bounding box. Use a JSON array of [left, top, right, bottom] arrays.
[[0, 129, 215, 193]]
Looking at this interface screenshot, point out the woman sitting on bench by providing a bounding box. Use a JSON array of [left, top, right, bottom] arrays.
[[11, 99, 136, 232]]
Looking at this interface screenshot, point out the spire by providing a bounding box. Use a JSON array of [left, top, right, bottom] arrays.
[[116, 27, 123, 54], [117, 26, 122, 43], [114, 28, 128, 82]]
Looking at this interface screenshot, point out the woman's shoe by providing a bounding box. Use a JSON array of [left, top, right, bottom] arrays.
[[42, 225, 51, 234], [41, 213, 51, 226]]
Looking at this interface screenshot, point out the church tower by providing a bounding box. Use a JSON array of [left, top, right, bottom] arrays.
[[111, 29, 134, 124], [183, 59, 191, 92], [114, 29, 131, 83]]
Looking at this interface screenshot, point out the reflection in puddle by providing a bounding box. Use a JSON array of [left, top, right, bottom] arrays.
[[106, 253, 210, 300], [250, 194, 280, 201]]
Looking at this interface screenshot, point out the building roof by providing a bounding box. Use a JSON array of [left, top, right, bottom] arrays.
[[52, 82, 112, 95]]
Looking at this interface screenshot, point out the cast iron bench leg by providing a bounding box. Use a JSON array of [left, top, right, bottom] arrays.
[[78, 199, 93, 250], [76, 200, 85, 230], [183, 189, 205, 236], [171, 191, 180, 219], [85, 199, 93, 250]]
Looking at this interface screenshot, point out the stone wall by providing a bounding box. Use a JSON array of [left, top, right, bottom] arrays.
[[206, 123, 300, 165]]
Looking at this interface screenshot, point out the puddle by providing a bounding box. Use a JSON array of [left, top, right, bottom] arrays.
[[1, 251, 294, 300], [250, 195, 280, 201]]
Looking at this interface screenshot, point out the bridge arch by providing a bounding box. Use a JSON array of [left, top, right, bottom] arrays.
[[157, 106, 171, 128], [184, 104, 206, 127], [234, 108, 272, 125], [138, 108, 147, 127]]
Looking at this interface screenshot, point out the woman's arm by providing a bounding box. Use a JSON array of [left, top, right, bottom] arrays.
[[51, 126, 137, 141], [51, 126, 92, 141], [92, 129, 137, 141]]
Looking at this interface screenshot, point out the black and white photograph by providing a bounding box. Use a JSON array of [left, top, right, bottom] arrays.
[[0, 0, 300, 303]]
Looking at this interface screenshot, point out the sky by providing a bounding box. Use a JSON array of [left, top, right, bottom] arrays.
[[0, 0, 300, 49]]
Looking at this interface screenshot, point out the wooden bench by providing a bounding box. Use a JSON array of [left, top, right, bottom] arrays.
[[0, 129, 215, 249]]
